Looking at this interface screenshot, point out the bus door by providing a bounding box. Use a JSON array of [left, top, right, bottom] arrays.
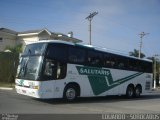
[[43, 59, 67, 97]]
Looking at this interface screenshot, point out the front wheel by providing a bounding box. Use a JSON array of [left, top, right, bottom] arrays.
[[63, 86, 77, 102]]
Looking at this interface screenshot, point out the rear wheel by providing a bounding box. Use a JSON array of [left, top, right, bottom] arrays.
[[126, 85, 134, 98], [134, 86, 141, 98], [63, 86, 77, 102]]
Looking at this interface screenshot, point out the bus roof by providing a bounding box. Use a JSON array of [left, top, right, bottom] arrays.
[[28, 40, 152, 63]]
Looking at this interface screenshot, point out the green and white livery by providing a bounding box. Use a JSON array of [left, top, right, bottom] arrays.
[[15, 40, 152, 101], [76, 66, 144, 95]]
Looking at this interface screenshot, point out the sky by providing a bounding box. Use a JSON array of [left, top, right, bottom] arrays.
[[0, 0, 160, 57]]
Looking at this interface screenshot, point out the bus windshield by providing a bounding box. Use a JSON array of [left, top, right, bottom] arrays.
[[17, 56, 42, 80], [17, 43, 47, 80], [22, 43, 46, 56]]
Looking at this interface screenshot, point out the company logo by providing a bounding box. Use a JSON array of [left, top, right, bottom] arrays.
[[17, 79, 24, 86], [77, 66, 110, 76]]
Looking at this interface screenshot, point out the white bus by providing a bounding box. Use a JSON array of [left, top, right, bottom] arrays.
[[15, 40, 152, 101]]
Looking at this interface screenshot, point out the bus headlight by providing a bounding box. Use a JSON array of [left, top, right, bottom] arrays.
[[33, 86, 39, 89]]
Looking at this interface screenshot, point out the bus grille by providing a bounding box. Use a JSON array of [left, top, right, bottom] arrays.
[[145, 81, 151, 90]]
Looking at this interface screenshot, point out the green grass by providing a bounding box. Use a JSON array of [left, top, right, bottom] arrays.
[[0, 82, 15, 88]]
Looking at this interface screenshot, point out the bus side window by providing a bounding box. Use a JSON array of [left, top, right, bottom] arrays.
[[43, 60, 67, 80], [44, 59, 56, 79], [68, 46, 86, 64], [87, 50, 103, 67], [56, 62, 67, 80], [46, 44, 68, 62]]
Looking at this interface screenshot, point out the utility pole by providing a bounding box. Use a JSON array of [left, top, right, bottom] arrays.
[[154, 56, 157, 89], [138, 32, 149, 58], [153, 55, 160, 89], [86, 12, 98, 45]]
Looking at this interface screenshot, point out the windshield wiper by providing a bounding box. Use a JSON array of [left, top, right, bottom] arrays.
[[28, 49, 31, 55], [18, 58, 29, 77]]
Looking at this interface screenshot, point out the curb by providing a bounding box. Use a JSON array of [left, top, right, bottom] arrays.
[[0, 87, 13, 90]]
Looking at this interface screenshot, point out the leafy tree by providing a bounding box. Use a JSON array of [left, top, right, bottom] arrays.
[[5, 44, 23, 54], [129, 49, 145, 58], [3, 44, 23, 83], [146, 57, 154, 61]]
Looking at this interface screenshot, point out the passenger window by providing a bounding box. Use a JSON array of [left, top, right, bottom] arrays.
[[69, 47, 86, 64], [116, 57, 126, 69], [104, 54, 117, 68], [104, 54, 111, 68], [43, 59, 67, 80], [56, 62, 67, 79], [43, 59, 55, 79], [46, 44, 68, 62], [87, 50, 103, 66]]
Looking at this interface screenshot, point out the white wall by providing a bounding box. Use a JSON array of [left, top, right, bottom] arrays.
[[0, 32, 17, 51]]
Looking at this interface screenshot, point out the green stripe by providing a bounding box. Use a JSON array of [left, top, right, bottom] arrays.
[[88, 72, 143, 95], [76, 66, 143, 95]]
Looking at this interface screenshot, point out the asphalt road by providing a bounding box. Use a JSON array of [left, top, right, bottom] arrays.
[[1, 89, 160, 114]]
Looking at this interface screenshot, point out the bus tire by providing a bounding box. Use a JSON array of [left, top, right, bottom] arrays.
[[126, 85, 134, 98], [63, 85, 78, 102], [134, 85, 141, 98]]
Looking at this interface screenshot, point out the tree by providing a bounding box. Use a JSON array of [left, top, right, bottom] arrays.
[[129, 49, 145, 58], [5, 44, 23, 54], [146, 57, 153, 60], [4, 44, 23, 83]]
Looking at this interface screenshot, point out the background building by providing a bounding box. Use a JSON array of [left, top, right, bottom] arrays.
[[0, 28, 82, 51], [0, 28, 18, 51]]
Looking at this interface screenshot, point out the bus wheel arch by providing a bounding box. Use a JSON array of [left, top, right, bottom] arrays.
[[134, 84, 142, 98], [63, 82, 80, 101], [126, 84, 134, 98]]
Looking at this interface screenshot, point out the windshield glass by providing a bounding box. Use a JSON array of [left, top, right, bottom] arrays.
[[23, 43, 46, 56], [17, 56, 42, 80]]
